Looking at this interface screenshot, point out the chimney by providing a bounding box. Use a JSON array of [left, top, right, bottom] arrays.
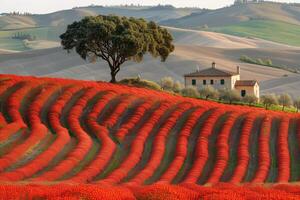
[[237, 66, 240, 74], [212, 62, 216, 69]]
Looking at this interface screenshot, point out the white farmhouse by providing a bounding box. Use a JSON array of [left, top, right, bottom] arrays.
[[184, 62, 260, 99]]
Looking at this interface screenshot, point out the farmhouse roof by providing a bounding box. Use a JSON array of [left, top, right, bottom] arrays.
[[235, 80, 258, 87], [184, 62, 239, 77]]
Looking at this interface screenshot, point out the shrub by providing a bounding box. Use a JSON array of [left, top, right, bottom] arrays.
[[199, 86, 219, 100], [120, 77, 162, 91], [278, 93, 293, 111], [160, 77, 174, 91], [219, 89, 241, 104], [261, 94, 278, 110], [294, 98, 300, 112], [173, 81, 184, 93], [181, 86, 200, 98], [243, 94, 258, 105]]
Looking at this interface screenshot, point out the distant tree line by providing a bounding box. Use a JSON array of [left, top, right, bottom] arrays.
[[5, 12, 32, 16], [12, 32, 36, 41], [234, 0, 264, 4]]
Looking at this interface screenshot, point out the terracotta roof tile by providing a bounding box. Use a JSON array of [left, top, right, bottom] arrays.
[[235, 80, 258, 87], [184, 68, 238, 77]]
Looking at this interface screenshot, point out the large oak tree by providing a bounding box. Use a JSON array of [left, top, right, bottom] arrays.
[[60, 15, 175, 83]]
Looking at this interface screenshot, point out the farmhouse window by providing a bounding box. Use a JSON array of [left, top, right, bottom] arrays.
[[221, 79, 225, 85], [203, 80, 206, 85], [241, 90, 246, 97], [210, 80, 214, 85], [192, 79, 196, 85]]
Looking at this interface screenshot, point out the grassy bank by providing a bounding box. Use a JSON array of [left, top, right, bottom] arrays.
[[210, 20, 300, 47]]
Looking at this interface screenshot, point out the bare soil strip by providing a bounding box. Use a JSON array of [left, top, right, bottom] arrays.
[[172, 109, 214, 184], [197, 113, 230, 185], [243, 116, 264, 182], [220, 114, 246, 182], [145, 108, 197, 184], [266, 118, 280, 183]]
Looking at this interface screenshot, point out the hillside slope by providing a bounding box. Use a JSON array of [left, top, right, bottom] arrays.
[[0, 74, 298, 186], [1, 41, 300, 96], [162, 2, 300, 46], [162, 2, 300, 28], [0, 5, 202, 30]]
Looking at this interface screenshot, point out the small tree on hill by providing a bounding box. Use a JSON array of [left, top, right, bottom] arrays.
[[261, 94, 278, 110], [160, 77, 174, 91], [219, 89, 241, 104], [181, 86, 199, 98], [294, 98, 300, 113], [199, 86, 219, 100], [60, 15, 175, 83], [173, 81, 184, 93], [243, 94, 258, 106], [278, 93, 293, 111]]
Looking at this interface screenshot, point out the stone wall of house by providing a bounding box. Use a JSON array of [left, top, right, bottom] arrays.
[[235, 83, 260, 98], [185, 75, 240, 90]]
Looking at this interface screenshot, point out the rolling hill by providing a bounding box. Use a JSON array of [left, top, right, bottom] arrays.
[[161, 2, 300, 46], [1, 2, 300, 51], [0, 74, 300, 199], [1, 28, 300, 97], [0, 5, 202, 30]]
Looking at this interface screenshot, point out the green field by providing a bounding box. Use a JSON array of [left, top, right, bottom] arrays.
[[210, 20, 300, 47], [0, 26, 64, 51]]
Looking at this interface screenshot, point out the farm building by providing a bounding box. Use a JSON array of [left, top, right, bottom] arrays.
[[184, 62, 260, 98]]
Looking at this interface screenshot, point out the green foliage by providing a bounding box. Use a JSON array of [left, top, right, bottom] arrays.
[[243, 94, 258, 105], [181, 86, 199, 98], [160, 77, 174, 91], [240, 55, 274, 67], [119, 77, 162, 91], [294, 98, 300, 112], [199, 85, 219, 100], [239, 55, 298, 73], [60, 15, 175, 82], [173, 81, 184, 93], [211, 20, 300, 47], [261, 94, 278, 110], [219, 89, 241, 104], [278, 93, 293, 111], [159, 77, 184, 93], [0, 27, 64, 51]]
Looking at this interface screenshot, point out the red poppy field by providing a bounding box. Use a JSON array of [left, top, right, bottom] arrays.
[[1, 74, 300, 199]]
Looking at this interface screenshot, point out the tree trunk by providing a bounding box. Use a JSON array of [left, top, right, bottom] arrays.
[[110, 72, 117, 83], [109, 66, 120, 83], [282, 105, 285, 111]]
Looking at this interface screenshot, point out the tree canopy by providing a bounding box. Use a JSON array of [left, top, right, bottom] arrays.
[[60, 15, 175, 82]]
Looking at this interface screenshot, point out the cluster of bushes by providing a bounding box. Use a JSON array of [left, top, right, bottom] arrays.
[[159, 77, 300, 113], [119, 77, 162, 91], [12, 32, 37, 41], [240, 55, 273, 67], [159, 77, 258, 105], [260, 93, 300, 112], [240, 55, 299, 74], [121, 77, 299, 113]]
